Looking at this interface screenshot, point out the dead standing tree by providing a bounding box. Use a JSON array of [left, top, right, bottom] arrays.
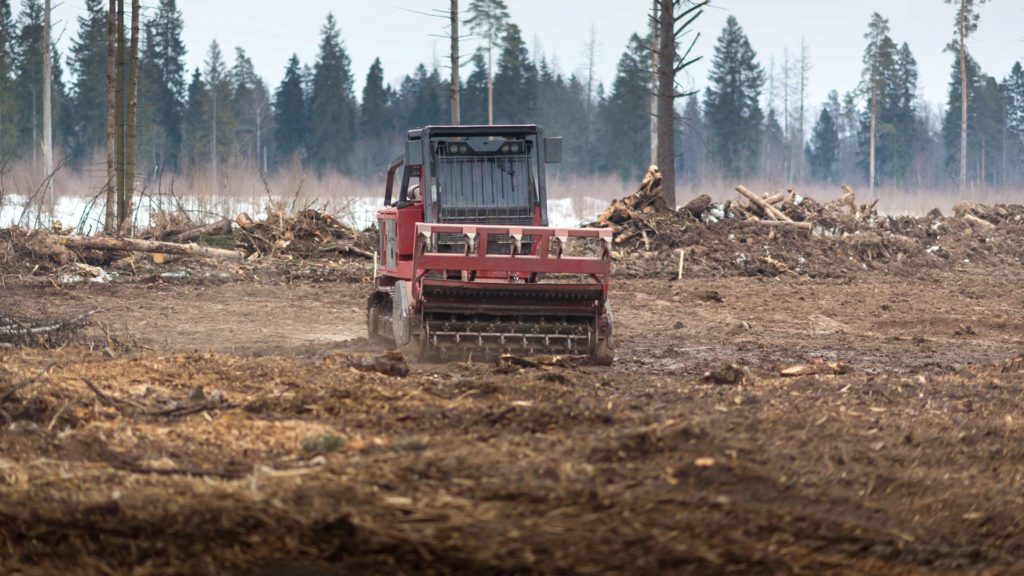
[[652, 0, 708, 209], [122, 0, 140, 234], [105, 0, 116, 233]]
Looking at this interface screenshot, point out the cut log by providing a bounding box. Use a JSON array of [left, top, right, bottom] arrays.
[[764, 193, 785, 206], [755, 220, 813, 231], [62, 235, 244, 260], [736, 185, 793, 222], [963, 214, 995, 229], [172, 219, 232, 243]]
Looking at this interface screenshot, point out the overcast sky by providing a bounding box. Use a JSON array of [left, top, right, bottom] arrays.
[[30, 0, 1024, 112]]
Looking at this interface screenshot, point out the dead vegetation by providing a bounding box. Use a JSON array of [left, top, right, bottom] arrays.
[[590, 168, 1024, 278]]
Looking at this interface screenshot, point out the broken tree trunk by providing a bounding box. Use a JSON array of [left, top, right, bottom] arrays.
[[736, 185, 794, 223], [171, 219, 232, 243], [61, 236, 244, 260]]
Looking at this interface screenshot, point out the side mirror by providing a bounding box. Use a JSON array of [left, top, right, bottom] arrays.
[[544, 137, 563, 164]]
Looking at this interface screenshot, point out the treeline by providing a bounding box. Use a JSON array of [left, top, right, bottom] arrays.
[[1, 0, 1023, 191]]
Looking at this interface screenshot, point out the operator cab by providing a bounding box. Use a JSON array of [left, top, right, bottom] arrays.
[[384, 125, 562, 227]]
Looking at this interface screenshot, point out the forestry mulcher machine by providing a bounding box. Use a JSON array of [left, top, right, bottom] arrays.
[[367, 125, 614, 364]]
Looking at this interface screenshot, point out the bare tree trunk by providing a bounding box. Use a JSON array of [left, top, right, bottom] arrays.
[[450, 0, 460, 125], [655, 0, 676, 207], [42, 0, 53, 215], [121, 0, 139, 234], [649, 0, 658, 166], [212, 81, 218, 193], [486, 35, 494, 125], [958, 1, 968, 193], [797, 39, 810, 184], [105, 0, 116, 234], [115, 0, 126, 231], [869, 79, 877, 195]]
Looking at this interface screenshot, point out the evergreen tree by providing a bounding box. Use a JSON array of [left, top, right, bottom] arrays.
[[492, 23, 537, 124], [762, 108, 784, 182], [181, 68, 209, 170], [359, 58, 389, 139], [306, 13, 357, 171], [463, 0, 509, 124], [461, 53, 488, 125], [806, 107, 839, 182], [356, 57, 393, 174], [273, 54, 307, 163], [394, 64, 445, 129], [229, 47, 270, 167], [204, 41, 235, 170], [67, 0, 109, 164], [680, 94, 707, 183], [703, 16, 765, 179], [139, 0, 186, 171], [1, 0, 17, 158], [942, 53, 1009, 186], [11, 0, 68, 158], [596, 34, 650, 179], [1005, 62, 1024, 183]]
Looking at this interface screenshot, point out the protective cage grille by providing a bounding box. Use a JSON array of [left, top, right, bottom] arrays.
[[434, 144, 537, 227]]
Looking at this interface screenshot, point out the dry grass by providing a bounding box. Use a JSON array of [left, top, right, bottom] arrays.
[[1, 157, 1019, 231]]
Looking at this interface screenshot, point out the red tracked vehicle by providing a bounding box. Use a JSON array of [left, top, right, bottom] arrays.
[[367, 125, 614, 364]]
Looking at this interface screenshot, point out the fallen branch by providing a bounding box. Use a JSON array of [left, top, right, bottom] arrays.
[[736, 185, 794, 223], [316, 243, 375, 259], [172, 219, 232, 243], [62, 235, 244, 260]]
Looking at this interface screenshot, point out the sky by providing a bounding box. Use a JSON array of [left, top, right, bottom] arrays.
[[23, 0, 1024, 113]]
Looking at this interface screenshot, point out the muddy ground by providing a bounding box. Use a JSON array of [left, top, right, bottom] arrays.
[[1, 257, 1023, 575]]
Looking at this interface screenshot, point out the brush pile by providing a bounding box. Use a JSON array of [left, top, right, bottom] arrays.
[[590, 168, 1024, 278], [0, 309, 97, 349], [234, 206, 374, 259]]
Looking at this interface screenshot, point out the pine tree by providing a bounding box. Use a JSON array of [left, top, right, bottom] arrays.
[[67, 0, 109, 164], [807, 107, 839, 182], [0, 0, 17, 159], [204, 41, 234, 182], [1005, 62, 1024, 183], [12, 0, 68, 159], [463, 0, 509, 124], [860, 12, 890, 190], [492, 23, 537, 124], [680, 94, 706, 183], [180, 67, 208, 170], [138, 0, 185, 171], [394, 64, 445, 129], [307, 13, 357, 171], [360, 58, 389, 139], [273, 54, 306, 163], [596, 34, 650, 179], [941, 53, 1005, 186], [356, 57, 392, 174], [703, 16, 765, 179], [945, 0, 990, 192], [229, 47, 269, 168], [461, 53, 488, 125]]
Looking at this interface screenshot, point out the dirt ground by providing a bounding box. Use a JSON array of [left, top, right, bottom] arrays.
[[2, 259, 1024, 575]]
